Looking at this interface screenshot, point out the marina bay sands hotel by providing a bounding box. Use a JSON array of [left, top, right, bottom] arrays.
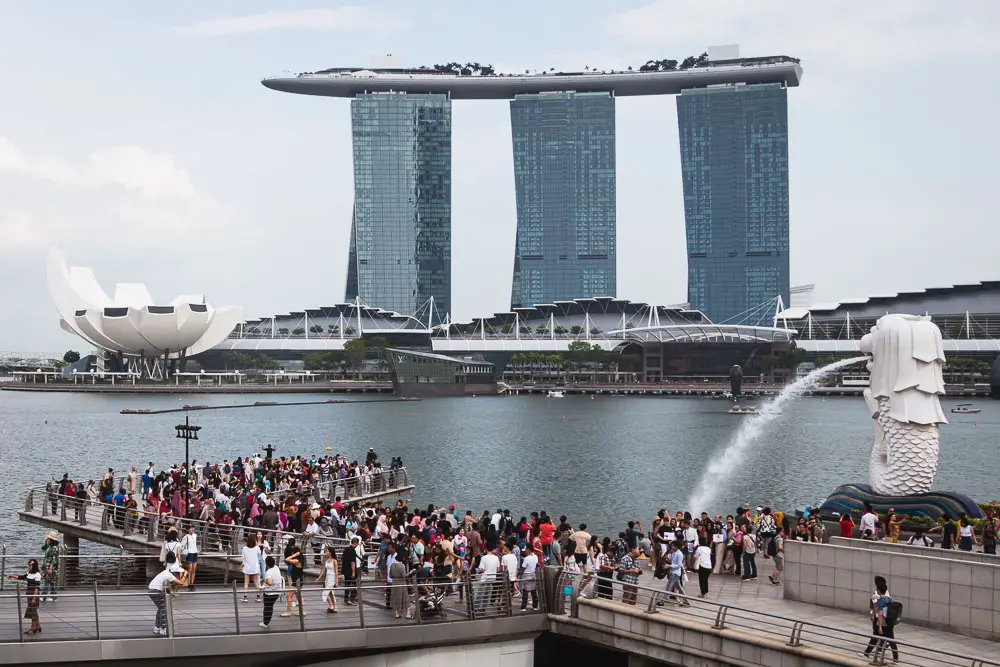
[[262, 49, 802, 325]]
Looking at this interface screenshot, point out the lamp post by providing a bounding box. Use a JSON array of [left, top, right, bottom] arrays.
[[174, 416, 201, 519]]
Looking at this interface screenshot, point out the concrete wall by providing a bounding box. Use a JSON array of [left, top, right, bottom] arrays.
[[830, 536, 1000, 565], [783, 539, 1000, 640], [307, 638, 533, 667]]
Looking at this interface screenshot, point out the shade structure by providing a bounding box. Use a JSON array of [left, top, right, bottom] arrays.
[[47, 248, 242, 357]]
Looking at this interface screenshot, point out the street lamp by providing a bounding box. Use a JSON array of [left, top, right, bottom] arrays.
[[174, 416, 201, 519]]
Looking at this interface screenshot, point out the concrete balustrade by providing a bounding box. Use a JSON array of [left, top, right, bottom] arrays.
[[783, 539, 1000, 640], [830, 536, 1000, 565]]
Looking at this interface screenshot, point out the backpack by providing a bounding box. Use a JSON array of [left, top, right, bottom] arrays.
[[885, 600, 903, 627], [766, 536, 779, 557]]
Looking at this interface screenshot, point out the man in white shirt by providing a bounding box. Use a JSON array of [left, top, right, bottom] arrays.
[[682, 520, 699, 569], [519, 545, 539, 610], [491, 509, 503, 533], [860, 504, 879, 540], [476, 549, 501, 614], [501, 543, 519, 591]]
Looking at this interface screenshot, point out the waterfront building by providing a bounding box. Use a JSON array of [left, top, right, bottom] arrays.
[[509, 92, 616, 309], [386, 348, 495, 397], [345, 92, 452, 320], [677, 83, 791, 325]]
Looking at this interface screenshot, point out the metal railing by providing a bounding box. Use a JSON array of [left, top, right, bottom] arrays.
[[548, 567, 1000, 667], [0, 570, 544, 644]]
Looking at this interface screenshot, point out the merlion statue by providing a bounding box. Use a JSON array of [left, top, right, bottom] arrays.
[[859, 314, 947, 495], [729, 364, 743, 398]]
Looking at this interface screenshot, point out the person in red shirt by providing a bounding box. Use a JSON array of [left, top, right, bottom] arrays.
[[839, 513, 856, 538], [539, 518, 556, 558]]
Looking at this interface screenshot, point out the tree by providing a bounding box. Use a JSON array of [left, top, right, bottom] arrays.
[[63, 350, 81, 363], [344, 338, 367, 376], [343, 325, 356, 336], [590, 327, 602, 336], [680, 56, 698, 69], [327, 324, 340, 336], [519, 326, 531, 335], [278, 328, 289, 335], [554, 326, 568, 335], [569, 325, 584, 335], [309, 324, 323, 334], [292, 328, 305, 336]]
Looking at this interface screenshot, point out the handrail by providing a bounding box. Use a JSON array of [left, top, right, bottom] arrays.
[[547, 566, 1000, 667], [0, 570, 545, 644]]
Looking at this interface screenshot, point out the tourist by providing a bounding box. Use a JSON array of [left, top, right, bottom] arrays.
[[694, 536, 713, 598], [665, 541, 690, 606], [41, 533, 59, 603], [501, 542, 520, 599], [741, 526, 758, 581], [180, 525, 199, 590], [520, 544, 540, 611], [757, 508, 776, 558], [342, 536, 360, 605], [595, 542, 616, 600], [148, 552, 188, 635], [259, 555, 283, 628], [711, 520, 727, 574], [281, 537, 303, 617], [859, 504, 879, 540], [982, 516, 997, 555], [768, 525, 786, 585], [958, 517, 979, 552], [617, 546, 641, 606], [860, 575, 899, 663], [255, 531, 271, 581], [388, 546, 411, 619], [7, 559, 43, 635], [241, 533, 262, 602], [316, 545, 340, 613], [571, 523, 591, 570], [730, 521, 745, 577], [794, 517, 810, 541], [162, 528, 183, 594], [475, 541, 501, 614], [839, 513, 856, 538], [907, 528, 933, 547], [934, 514, 958, 550]]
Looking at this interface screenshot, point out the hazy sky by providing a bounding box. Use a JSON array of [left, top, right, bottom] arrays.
[[1, 1, 998, 353]]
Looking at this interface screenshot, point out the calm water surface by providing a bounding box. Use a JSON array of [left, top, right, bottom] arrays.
[[2, 391, 997, 553]]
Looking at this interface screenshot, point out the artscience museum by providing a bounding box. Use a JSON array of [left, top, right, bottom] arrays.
[[47, 249, 242, 378]]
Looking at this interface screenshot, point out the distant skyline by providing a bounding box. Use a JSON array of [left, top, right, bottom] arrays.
[[0, 1, 998, 351]]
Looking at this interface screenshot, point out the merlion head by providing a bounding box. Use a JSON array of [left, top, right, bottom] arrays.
[[865, 313, 947, 425]]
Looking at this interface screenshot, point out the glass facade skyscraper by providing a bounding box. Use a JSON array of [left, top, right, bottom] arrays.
[[677, 83, 790, 324], [345, 92, 451, 320], [509, 92, 616, 309]]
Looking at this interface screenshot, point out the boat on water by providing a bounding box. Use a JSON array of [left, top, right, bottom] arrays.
[[547, 390, 565, 398], [728, 405, 759, 415], [951, 403, 982, 414]]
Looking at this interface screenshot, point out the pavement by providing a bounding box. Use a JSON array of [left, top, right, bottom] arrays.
[[0, 581, 523, 643]]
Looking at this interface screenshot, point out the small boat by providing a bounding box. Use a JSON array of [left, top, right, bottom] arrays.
[[728, 405, 759, 415], [547, 390, 565, 398], [951, 404, 982, 414]]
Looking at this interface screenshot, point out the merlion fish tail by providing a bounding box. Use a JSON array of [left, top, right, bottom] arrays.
[[870, 397, 940, 496]]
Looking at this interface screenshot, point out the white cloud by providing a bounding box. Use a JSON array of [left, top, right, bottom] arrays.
[[0, 138, 229, 250], [604, 0, 1000, 69], [173, 7, 406, 37], [0, 138, 196, 198]]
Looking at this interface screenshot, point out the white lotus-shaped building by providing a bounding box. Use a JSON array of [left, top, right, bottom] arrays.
[[47, 248, 242, 358]]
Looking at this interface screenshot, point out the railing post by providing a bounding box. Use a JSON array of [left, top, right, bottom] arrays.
[[58, 547, 67, 590], [60, 497, 67, 521], [413, 576, 422, 625], [787, 620, 804, 647], [232, 580, 242, 635], [504, 576, 514, 617], [24, 489, 33, 512], [93, 581, 101, 639], [296, 581, 305, 632], [713, 605, 728, 629], [465, 573, 475, 620], [356, 577, 365, 628], [15, 583, 24, 641], [42, 493, 50, 516], [164, 588, 175, 638], [224, 554, 231, 585], [0, 544, 5, 591], [117, 548, 124, 590], [80, 499, 87, 526]]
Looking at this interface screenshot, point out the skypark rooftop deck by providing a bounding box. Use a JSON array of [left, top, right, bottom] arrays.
[[262, 56, 803, 100]]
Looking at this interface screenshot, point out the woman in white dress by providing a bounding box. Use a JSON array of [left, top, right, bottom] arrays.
[[241, 533, 262, 602], [314, 546, 339, 613]]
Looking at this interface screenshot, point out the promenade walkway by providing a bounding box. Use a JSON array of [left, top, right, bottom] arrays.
[[554, 567, 1000, 667]]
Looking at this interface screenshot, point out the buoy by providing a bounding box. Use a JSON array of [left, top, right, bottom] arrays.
[[562, 415, 566, 420], [327, 446, 332, 451]]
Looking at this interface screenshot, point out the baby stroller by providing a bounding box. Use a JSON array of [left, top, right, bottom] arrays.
[[418, 586, 448, 620]]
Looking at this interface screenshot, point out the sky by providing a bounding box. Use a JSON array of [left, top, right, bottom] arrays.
[[0, 0, 998, 353]]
